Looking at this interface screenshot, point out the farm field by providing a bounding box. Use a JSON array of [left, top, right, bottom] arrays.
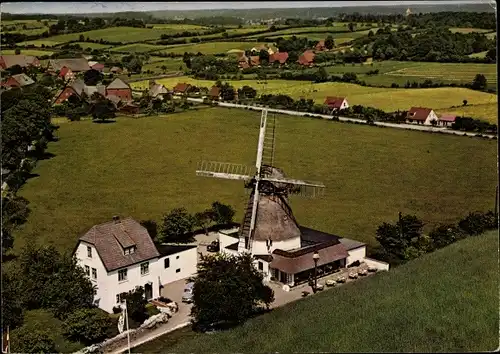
[[110, 43, 169, 53], [142, 58, 186, 72], [448, 27, 493, 33], [245, 24, 373, 38], [17, 39, 62, 47], [1, 49, 54, 56], [73, 42, 112, 50], [16, 108, 496, 255], [131, 77, 498, 122], [39, 26, 205, 44], [147, 24, 208, 31], [152, 41, 268, 55], [435, 103, 498, 123], [135, 230, 499, 353]]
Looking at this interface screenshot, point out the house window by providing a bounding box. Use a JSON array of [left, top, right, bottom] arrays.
[[118, 269, 128, 282], [140, 262, 149, 275], [92, 268, 97, 279], [85, 265, 90, 276], [164, 258, 170, 268], [124, 246, 136, 255], [176, 268, 181, 273], [94, 288, 97, 295], [176, 255, 180, 259], [258, 261, 263, 271], [116, 294, 121, 303], [87, 246, 92, 258]]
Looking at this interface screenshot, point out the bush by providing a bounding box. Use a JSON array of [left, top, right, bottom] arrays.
[[458, 211, 497, 235], [63, 308, 113, 345], [112, 306, 122, 314]]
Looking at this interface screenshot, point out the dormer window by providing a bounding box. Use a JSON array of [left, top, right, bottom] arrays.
[[124, 246, 136, 255]]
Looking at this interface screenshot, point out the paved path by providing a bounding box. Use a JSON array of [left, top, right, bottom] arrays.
[[183, 97, 495, 139]]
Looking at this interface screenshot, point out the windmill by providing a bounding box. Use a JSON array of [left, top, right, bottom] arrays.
[[195, 110, 325, 255]]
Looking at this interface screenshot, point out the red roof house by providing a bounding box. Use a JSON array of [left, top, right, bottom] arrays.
[[105, 78, 132, 102], [90, 63, 105, 72], [298, 50, 315, 66], [173, 82, 192, 94], [0, 55, 40, 70], [209, 86, 221, 100], [438, 114, 457, 127], [324, 96, 349, 110], [250, 56, 260, 66], [59, 66, 75, 81], [238, 54, 250, 69], [1, 74, 35, 88], [405, 107, 438, 126], [269, 52, 289, 65]]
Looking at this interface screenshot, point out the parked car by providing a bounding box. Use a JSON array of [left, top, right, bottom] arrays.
[[206, 240, 220, 252], [182, 282, 194, 303]]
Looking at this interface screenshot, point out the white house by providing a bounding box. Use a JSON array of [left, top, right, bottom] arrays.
[[73, 216, 198, 313], [405, 107, 439, 125]]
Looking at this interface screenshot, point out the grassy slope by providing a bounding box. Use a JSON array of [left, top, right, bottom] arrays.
[[131, 77, 498, 123], [1, 49, 54, 56], [16, 108, 496, 254], [136, 230, 499, 353], [152, 41, 268, 55]]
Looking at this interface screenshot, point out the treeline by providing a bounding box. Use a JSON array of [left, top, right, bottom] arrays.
[[451, 117, 497, 134], [407, 11, 496, 30], [375, 210, 498, 265], [369, 29, 495, 62]]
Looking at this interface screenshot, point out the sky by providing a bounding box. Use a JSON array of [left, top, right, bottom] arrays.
[[0, 1, 488, 14]]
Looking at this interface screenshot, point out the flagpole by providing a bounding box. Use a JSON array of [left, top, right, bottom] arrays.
[[124, 299, 131, 354]]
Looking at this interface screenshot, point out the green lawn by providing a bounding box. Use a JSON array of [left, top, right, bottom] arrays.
[[73, 42, 112, 50], [135, 230, 499, 353], [17, 39, 62, 47], [16, 108, 496, 255], [448, 27, 493, 34], [142, 57, 186, 72], [131, 77, 498, 122]]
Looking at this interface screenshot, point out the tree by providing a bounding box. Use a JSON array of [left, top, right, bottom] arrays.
[[83, 69, 103, 86], [79, 34, 85, 41], [210, 201, 235, 225], [485, 48, 496, 62], [315, 67, 329, 82], [140, 219, 158, 242], [122, 286, 149, 325], [15, 48, 21, 55], [430, 119, 437, 126], [190, 253, 274, 331], [161, 65, 167, 73], [91, 98, 116, 122], [258, 49, 270, 63], [429, 224, 465, 249], [342, 72, 358, 83], [7, 64, 23, 75], [471, 74, 487, 90], [1, 193, 30, 255], [63, 308, 113, 345], [194, 210, 215, 235], [220, 83, 235, 101], [458, 211, 496, 236], [348, 22, 356, 32], [11, 328, 56, 354], [324, 35, 335, 50], [463, 99, 468, 106], [237, 85, 257, 99], [1, 270, 25, 330], [159, 208, 195, 243], [375, 214, 426, 260]]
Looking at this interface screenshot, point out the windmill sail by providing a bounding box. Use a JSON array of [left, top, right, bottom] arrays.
[[196, 161, 253, 181]]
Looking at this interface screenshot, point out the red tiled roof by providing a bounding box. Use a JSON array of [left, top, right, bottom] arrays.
[[209, 86, 220, 98], [406, 107, 433, 121], [324, 96, 346, 108], [173, 82, 191, 93], [270, 240, 349, 274], [250, 56, 260, 66], [315, 40, 326, 50], [298, 50, 315, 65], [1, 55, 38, 69], [439, 114, 456, 122], [269, 52, 289, 64], [59, 66, 72, 77], [78, 217, 160, 272]]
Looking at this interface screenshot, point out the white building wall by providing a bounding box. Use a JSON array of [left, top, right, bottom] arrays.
[[74, 242, 198, 313], [340, 99, 349, 110], [254, 259, 271, 281], [424, 110, 438, 125], [346, 246, 366, 266], [364, 257, 390, 271]]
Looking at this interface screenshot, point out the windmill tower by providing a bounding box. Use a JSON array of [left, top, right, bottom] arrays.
[[195, 110, 325, 256]]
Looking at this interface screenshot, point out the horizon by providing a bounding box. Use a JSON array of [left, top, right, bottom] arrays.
[[0, 0, 485, 15]]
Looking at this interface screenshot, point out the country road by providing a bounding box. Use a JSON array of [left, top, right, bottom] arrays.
[[183, 97, 496, 139]]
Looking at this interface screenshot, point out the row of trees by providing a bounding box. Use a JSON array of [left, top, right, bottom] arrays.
[[144, 202, 236, 244], [375, 210, 497, 264]]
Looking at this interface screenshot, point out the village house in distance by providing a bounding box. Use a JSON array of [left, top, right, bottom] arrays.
[[73, 216, 197, 313]]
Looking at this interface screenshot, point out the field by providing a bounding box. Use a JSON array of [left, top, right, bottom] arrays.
[[73, 42, 112, 50], [142, 58, 186, 72], [435, 103, 498, 122], [110, 43, 168, 53], [152, 42, 268, 55], [16, 108, 496, 255], [148, 24, 208, 31], [448, 27, 493, 33], [17, 39, 63, 47], [131, 77, 498, 122], [39, 26, 206, 44], [1, 49, 54, 56], [135, 230, 499, 353]]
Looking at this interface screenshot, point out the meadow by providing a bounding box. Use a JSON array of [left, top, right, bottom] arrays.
[[17, 39, 63, 47], [142, 57, 186, 72], [73, 42, 112, 50], [1, 49, 54, 56], [448, 27, 493, 33], [131, 77, 498, 122], [152, 41, 268, 55], [110, 43, 169, 53], [135, 230, 499, 353], [16, 108, 496, 255]]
